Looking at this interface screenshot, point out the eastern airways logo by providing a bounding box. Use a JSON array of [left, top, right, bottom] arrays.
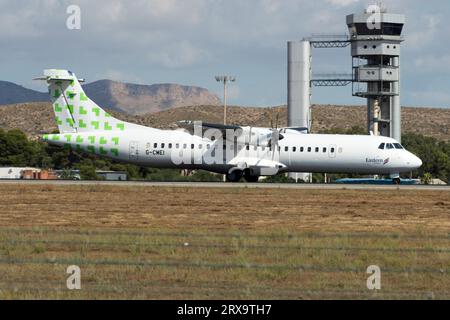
[[366, 157, 390, 165]]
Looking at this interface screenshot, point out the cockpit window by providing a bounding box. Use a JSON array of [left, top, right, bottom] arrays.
[[378, 143, 385, 150], [386, 143, 394, 150], [394, 143, 404, 150]]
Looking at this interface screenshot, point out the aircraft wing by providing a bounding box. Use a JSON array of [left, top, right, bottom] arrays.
[[177, 120, 242, 130], [176, 120, 244, 138], [177, 120, 287, 147]]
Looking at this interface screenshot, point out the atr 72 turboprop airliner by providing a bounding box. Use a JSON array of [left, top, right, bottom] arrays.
[[37, 69, 422, 183]]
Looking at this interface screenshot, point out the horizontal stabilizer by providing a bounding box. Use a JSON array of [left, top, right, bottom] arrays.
[[34, 69, 85, 82]]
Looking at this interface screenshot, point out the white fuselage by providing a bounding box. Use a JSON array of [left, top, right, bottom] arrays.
[[45, 126, 422, 176]]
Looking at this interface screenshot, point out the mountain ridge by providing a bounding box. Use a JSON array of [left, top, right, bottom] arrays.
[[0, 80, 221, 115], [83, 80, 221, 115], [0, 81, 48, 105]]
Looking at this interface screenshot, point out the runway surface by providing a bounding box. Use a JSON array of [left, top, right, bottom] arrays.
[[1, 179, 449, 191]]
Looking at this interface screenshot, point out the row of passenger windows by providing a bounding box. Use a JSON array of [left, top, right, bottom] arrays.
[[151, 143, 335, 154], [153, 143, 212, 150], [378, 143, 404, 150], [282, 146, 335, 153]]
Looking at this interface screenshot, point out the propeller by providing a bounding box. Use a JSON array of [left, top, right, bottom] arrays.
[[268, 109, 284, 159]]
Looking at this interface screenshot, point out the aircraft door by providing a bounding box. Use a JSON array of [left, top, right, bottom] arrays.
[[129, 141, 139, 161], [288, 146, 292, 166]]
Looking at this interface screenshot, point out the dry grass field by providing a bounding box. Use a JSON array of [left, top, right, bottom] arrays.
[[0, 183, 449, 299]]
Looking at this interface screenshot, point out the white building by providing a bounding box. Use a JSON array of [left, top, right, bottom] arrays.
[[0, 167, 39, 179]]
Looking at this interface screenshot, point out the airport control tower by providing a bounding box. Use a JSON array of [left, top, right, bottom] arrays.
[[347, 6, 405, 141]]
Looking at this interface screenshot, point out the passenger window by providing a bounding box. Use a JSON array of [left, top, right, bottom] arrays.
[[191, 144, 195, 149], [168, 143, 172, 149], [246, 145, 250, 151], [300, 147, 304, 152], [308, 147, 312, 152], [285, 146, 289, 152], [154, 143, 158, 148], [183, 144, 187, 149], [261, 146, 265, 151], [378, 143, 385, 150], [331, 148, 335, 153], [293, 147, 297, 152], [161, 143, 165, 149], [254, 146, 258, 151], [176, 143, 180, 149], [315, 147, 319, 153], [207, 144, 211, 150], [323, 147, 327, 153]]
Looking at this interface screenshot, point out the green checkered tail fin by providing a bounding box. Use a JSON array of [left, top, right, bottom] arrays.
[[43, 69, 128, 133]]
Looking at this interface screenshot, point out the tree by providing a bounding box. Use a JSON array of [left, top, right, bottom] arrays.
[[78, 165, 99, 180], [402, 133, 450, 182], [0, 129, 50, 167], [421, 173, 433, 185]]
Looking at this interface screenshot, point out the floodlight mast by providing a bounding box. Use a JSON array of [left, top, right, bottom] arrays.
[[215, 75, 236, 125]]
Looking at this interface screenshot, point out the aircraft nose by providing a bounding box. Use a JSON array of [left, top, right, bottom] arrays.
[[409, 154, 422, 169], [414, 156, 423, 168]]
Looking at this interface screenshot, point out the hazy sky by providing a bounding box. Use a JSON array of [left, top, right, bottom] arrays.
[[0, 0, 449, 107]]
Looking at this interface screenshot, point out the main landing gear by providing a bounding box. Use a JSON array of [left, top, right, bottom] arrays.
[[226, 169, 260, 183], [226, 170, 243, 183]]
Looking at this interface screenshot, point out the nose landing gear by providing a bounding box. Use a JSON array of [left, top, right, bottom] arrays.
[[390, 173, 401, 185]]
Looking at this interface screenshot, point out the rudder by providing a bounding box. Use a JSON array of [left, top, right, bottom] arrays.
[[42, 69, 131, 133]]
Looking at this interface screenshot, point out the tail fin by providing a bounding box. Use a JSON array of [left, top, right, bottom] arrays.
[[42, 69, 129, 133]]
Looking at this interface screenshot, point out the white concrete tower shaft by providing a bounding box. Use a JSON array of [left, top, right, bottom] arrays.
[[288, 40, 311, 129], [288, 40, 311, 183]]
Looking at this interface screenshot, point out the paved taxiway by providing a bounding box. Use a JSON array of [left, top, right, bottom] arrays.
[[1, 180, 449, 191]]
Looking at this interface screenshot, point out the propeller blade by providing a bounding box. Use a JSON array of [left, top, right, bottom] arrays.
[[275, 112, 279, 130]]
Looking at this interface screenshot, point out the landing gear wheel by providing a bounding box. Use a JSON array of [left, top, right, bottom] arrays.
[[244, 175, 259, 183], [393, 178, 401, 185], [226, 170, 243, 183], [243, 169, 259, 183]]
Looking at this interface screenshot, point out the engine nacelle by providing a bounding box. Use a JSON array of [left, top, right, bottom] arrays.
[[236, 127, 282, 147]]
